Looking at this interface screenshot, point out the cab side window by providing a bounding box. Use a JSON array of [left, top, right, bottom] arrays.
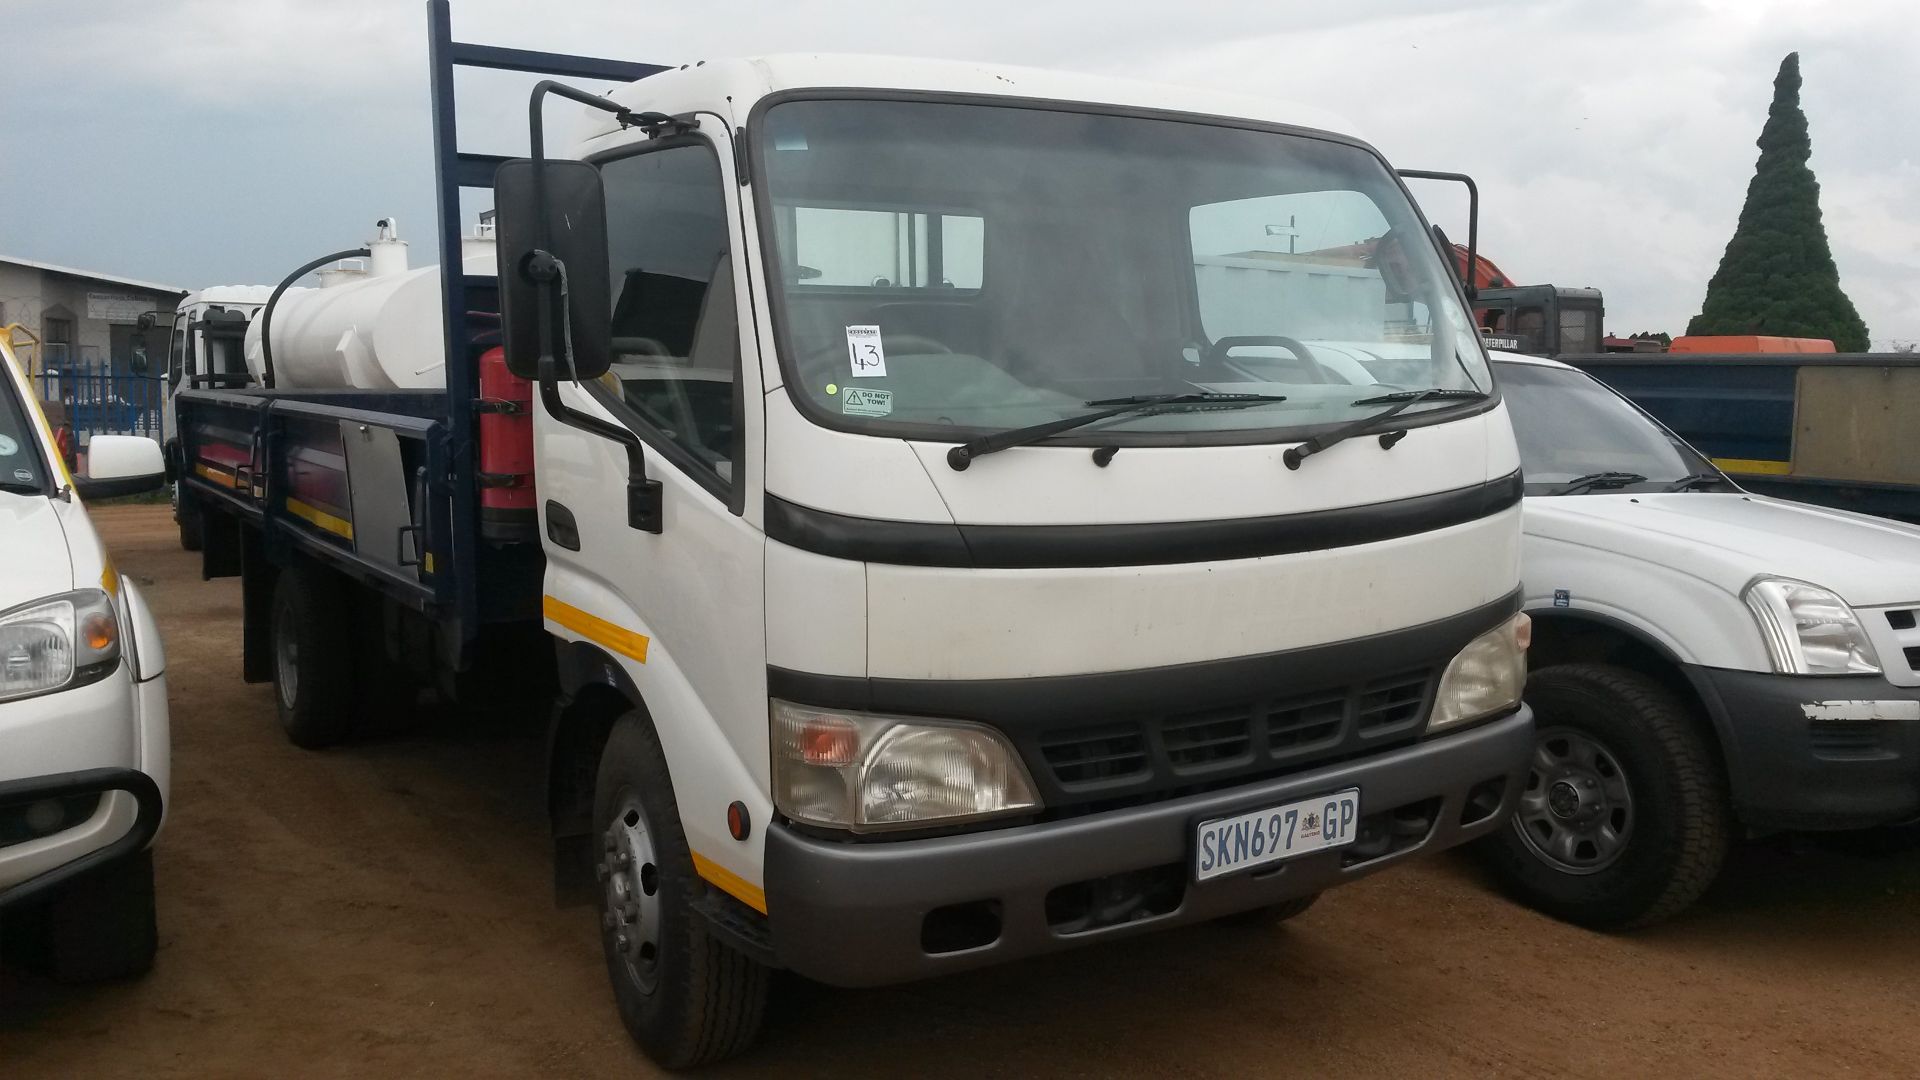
[[600, 145, 740, 492]]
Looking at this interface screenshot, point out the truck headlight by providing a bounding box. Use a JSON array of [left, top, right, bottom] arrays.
[[1743, 577, 1880, 675], [771, 700, 1041, 831], [1427, 613, 1531, 732], [0, 589, 120, 703]]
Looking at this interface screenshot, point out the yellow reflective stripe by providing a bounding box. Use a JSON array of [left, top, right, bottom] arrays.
[[1712, 457, 1791, 476], [542, 595, 650, 664], [285, 496, 354, 540], [691, 851, 768, 914], [194, 463, 238, 489]]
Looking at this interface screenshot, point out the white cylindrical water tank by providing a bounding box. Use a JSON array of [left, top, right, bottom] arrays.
[[245, 222, 496, 391]]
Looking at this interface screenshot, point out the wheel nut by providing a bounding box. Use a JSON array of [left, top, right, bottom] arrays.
[[614, 932, 629, 952], [594, 862, 610, 882], [612, 878, 629, 900]]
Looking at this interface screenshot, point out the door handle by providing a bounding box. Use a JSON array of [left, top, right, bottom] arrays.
[[546, 500, 582, 551]]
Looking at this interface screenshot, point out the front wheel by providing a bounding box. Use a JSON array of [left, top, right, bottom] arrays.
[[594, 713, 769, 1068], [47, 850, 159, 982], [1475, 663, 1732, 929], [176, 487, 204, 552]]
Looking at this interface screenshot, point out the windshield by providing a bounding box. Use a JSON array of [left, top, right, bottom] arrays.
[[1498, 361, 1712, 492], [0, 354, 50, 492], [756, 98, 1491, 443]]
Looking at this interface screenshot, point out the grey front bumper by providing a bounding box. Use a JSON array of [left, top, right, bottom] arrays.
[[1686, 666, 1920, 831], [765, 707, 1532, 988]]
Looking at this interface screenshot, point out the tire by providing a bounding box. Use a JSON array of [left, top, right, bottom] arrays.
[[47, 850, 159, 982], [1222, 891, 1320, 928], [1476, 663, 1732, 929], [594, 713, 769, 1068], [271, 565, 357, 749], [176, 490, 204, 552]]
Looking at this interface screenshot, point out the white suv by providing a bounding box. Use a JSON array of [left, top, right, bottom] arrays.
[[0, 338, 171, 981], [1480, 352, 1920, 928]]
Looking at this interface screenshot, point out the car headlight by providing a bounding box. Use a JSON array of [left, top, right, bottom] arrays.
[[771, 700, 1041, 831], [0, 589, 120, 703], [1743, 577, 1880, 675], [1427, 613, 1531, 732]]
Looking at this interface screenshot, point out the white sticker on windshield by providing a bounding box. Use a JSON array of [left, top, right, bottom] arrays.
[[0, 434, 17, 456], [845, 325, 888, 378], [841, 387, 894, 418]]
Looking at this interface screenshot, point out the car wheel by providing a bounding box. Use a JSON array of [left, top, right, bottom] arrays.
[[594, 712, 769, 1068], [271, 565, 356, 749], [176, 487, 204, 552], [1476, 663, 1732, 929], [47, 849, 159, 982]]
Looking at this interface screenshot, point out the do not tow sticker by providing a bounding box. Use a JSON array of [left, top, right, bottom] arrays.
[[845, 324, 887, 378], [841, 387, 894, 417]]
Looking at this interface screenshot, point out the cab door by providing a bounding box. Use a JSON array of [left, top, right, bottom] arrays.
[[535, 129, 771, 888]]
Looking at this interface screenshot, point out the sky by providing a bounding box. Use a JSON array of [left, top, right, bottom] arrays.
[[3, 0, 1915, 347]]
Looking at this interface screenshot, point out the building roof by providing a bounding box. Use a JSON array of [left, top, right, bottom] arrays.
[[0, 254, 186, 297]]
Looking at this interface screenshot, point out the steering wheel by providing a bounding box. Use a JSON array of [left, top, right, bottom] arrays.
[[1203, 335, 1336, 384]]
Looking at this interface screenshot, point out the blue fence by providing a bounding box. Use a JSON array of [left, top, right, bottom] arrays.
[[35, 361, 165, 439]]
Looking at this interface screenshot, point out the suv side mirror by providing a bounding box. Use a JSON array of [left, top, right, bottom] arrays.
[[495, 157, 612, 382], [75, 435, 166, 499]]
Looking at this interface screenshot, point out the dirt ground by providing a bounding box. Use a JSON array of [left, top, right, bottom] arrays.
[[3, 504, 1918, 1078]]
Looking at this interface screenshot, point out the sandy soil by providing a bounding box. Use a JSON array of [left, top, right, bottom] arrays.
[[3, 504, 1917, 1077]]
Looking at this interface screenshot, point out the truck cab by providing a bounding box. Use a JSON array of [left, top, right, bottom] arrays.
[[174, 10, 1536, 1065], [1475, 284, 1604, 357], [523, 55, 1534, 1058], [162, 286, 273, 550]]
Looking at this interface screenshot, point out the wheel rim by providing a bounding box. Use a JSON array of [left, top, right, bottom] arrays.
[[274, 600, 299, 710], [599, 794, 664, 993], [1511, 726, 1635, 874]]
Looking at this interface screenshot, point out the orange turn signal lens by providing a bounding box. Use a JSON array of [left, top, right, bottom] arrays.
[[82, 611, 117, 652], [800, 717, 860, 767]]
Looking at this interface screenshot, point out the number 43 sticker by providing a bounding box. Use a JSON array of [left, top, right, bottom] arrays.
[[844, 325, 888, 378]]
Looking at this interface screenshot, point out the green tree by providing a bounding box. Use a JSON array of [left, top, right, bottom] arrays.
[[1688, 53, 1870, 351]]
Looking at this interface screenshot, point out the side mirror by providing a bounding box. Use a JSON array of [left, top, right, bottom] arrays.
[[74, 435, 166, 499], [495, 157, 612, 382]]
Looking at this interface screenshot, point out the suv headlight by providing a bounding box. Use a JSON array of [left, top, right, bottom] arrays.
[[0, 589, 121, 703], [1743, 577, 1880, 675], [1428, 613, 1531, 732], [771, 700, 1041, 831]]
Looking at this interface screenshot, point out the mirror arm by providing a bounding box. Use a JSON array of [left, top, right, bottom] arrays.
[[1397, 168, 1479, 303], [525, 251, 663, 535]]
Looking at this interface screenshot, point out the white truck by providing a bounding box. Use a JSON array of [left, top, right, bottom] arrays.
[[1483, 351, 1920, 927], [170, 2, 1536, 1065], [0, 335, 172, 981], [148, 285, 275, 551]]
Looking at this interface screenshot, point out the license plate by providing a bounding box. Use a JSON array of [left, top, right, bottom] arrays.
[[1194, 788, 1361, 882]]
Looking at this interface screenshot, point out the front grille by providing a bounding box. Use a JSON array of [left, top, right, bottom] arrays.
[[1034, 669, 1435, 806], [1888, 609, 1917, 632], [1040, 727, 1150, 786], [1906, 646, 1920, 671]]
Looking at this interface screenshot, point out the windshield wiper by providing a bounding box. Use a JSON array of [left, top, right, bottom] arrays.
[[1662, 472, 1725, 492], [945, 392, 1287, 471], [1348, 387, 1489, 407], [0, 479, 43, 495], [1283, 388, 1489, 470], [1549, 471, 1647, 495]]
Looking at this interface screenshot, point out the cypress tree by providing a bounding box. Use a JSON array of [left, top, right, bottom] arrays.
[[1688, 53, 1870, 351]]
